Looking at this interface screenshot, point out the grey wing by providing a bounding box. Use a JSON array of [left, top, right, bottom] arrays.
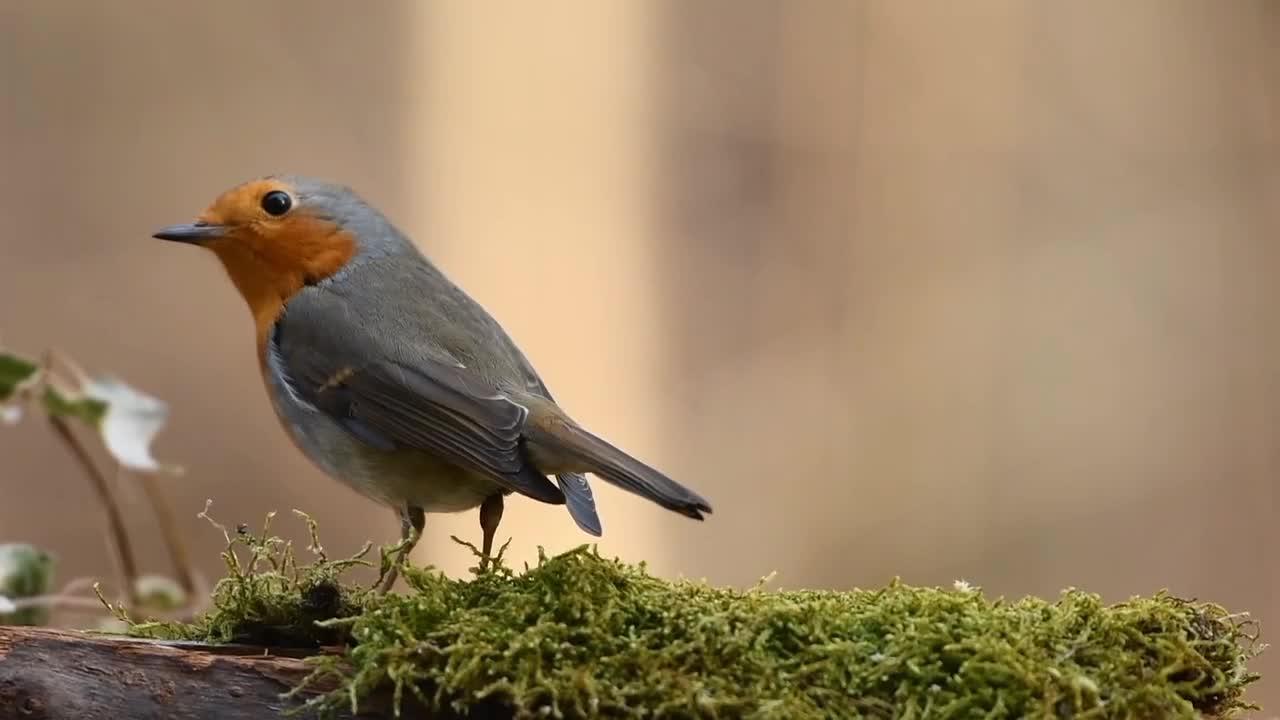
[[272, 290, 565, 506]]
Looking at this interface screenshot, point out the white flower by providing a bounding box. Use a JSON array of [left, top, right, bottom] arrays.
[[953, 579, 975, 593], [83, 377, 181, 474]]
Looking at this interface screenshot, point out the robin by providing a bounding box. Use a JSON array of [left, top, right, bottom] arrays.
[[153, 175, 712, 591]]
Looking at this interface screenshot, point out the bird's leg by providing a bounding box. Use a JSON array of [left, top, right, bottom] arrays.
[[479, 493, 504, 571], [377, 505, 425, 594]]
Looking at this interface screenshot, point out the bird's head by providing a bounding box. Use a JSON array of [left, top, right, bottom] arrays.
[[153, 175, 399, 338]]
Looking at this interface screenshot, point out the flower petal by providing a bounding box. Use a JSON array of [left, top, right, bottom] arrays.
[[83, 377, 181, 474]]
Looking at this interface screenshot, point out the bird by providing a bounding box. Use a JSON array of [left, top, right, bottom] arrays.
[[153, 175, 712, 591]]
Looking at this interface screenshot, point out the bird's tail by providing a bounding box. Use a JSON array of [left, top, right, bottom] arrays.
[[524, 406, 712, 520], [556, 472, 603, 536]]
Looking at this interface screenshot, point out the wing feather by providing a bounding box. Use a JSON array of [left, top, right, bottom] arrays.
[[272, 295, 564, 505]]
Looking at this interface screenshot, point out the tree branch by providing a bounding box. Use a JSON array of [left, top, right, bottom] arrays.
[[0, 626, 451, 719]]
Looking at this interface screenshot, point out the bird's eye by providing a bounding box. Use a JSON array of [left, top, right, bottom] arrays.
[[261, 190, 293, 216]]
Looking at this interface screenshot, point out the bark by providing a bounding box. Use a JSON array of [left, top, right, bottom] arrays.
[[0, 626, 456, 719]]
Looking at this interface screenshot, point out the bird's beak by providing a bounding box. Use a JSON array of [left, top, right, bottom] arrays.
[[152, 222, 227, 245]]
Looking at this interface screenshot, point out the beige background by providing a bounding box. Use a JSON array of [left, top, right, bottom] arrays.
[[2, 1, 1276, 710]]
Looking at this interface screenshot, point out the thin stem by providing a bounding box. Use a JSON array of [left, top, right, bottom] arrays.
[[49, 415, 140, 608], [53, 576, 100, 598], [129, 467, 196, 598], [10, 595, 110, 612]]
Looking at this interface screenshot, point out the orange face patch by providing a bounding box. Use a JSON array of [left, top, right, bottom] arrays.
[[195, 179, 357, 360]]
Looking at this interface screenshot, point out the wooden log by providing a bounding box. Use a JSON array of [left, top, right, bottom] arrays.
[[0, 625, 459, 719]]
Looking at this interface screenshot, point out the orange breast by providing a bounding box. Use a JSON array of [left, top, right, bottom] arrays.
[[205, 216, 357, 367]]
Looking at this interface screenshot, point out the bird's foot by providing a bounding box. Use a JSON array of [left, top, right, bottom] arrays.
[[374, 534, 413, 594], [375, 506, 425, 594], [478, 494, 504, 572]]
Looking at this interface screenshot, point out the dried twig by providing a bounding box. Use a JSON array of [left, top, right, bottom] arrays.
[[9, 594, 110, 613], [48, 415, 140, 608], [130, 467, 196, 598]]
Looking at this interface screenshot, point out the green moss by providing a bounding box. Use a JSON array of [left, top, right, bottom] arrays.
[[111, 511, 1263, 719]]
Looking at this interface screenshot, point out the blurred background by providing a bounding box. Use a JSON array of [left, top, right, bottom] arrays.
[[1, 0, 1276, 708]]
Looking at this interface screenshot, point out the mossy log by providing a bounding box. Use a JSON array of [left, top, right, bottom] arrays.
[[33, 516, 1256, 719], [0, 626, 444, 719]]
